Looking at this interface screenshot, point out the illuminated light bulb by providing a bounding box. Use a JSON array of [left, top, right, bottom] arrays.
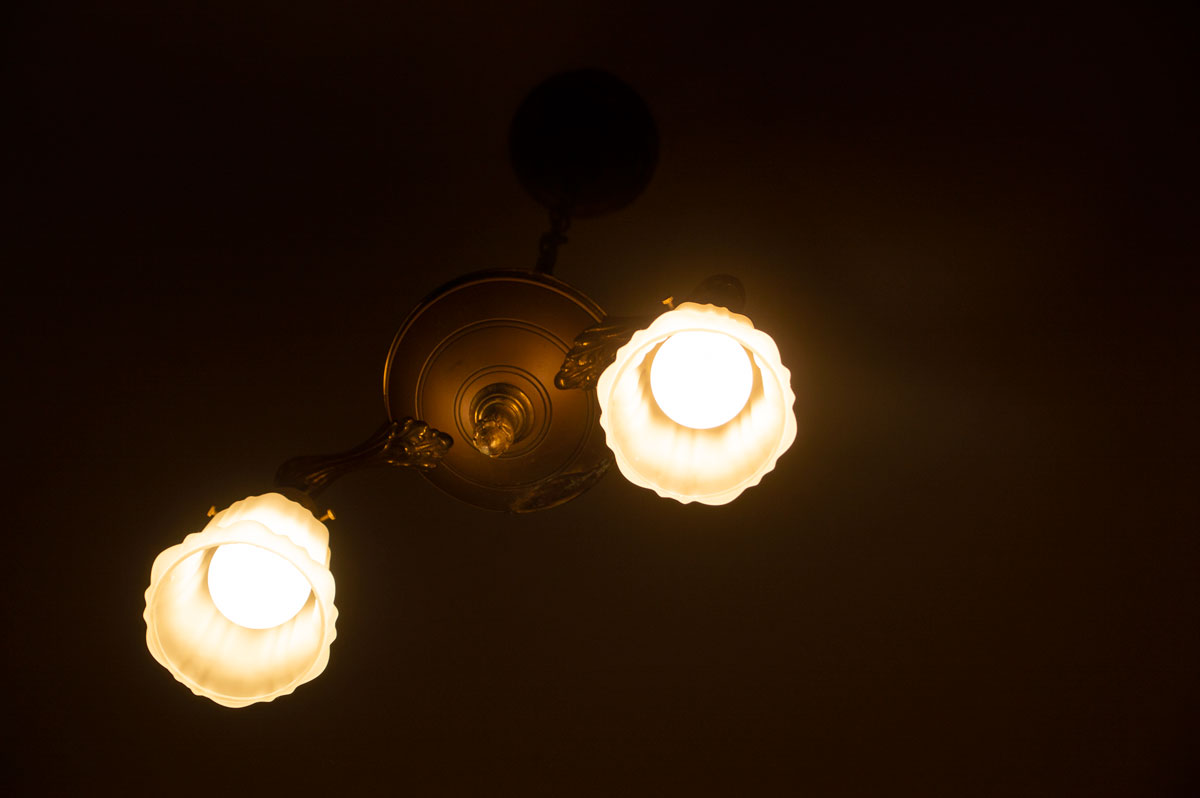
[[207, 543, 312, 629], [650, 330, 753, 429]]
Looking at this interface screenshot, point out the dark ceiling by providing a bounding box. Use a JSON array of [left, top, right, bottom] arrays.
[[5, 2, 1197, 795]]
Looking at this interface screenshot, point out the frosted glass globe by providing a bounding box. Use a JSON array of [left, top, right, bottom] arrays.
[[146, 493, 338, 706], [207, 543, 312, 630], [596, 303, 797, 505], [650, 330, 754, 429]]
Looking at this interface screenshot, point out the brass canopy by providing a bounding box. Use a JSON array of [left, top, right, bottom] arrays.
[[383, 270, 613, 512]]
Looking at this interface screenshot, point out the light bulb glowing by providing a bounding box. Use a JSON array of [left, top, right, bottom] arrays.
[[650, 330, 754, 429], [207, 543, 312, 630]]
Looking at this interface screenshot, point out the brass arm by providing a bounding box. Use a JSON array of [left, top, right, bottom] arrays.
[[275, 418, 453, 498]]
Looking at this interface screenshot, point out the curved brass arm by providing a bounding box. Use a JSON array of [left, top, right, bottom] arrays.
[[275, 418, 453, 498]]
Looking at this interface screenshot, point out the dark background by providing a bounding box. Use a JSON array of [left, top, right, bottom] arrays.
[[4, 2, 1196, 795]]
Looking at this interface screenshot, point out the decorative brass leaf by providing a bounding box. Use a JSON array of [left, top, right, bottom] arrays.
[[554, 316, 651, 390]]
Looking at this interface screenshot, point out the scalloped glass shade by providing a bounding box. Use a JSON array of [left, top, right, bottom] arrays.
[[143, 493, 338, 708], [596, 302, 797, 505]]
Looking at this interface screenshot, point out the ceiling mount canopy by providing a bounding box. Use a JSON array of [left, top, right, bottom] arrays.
[[509, 68, 660, 275], [509, 67, 659, 221], [143, 68, 797, 707]]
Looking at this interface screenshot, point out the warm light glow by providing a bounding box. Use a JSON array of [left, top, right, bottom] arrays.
[[208, 543, 312, 629], [650, 330, 753, 429], [144, 493, 338, 707], [597, 302, 797, 505]]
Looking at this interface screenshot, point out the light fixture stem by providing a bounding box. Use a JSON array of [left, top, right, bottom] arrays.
[[534, 208, 571, 274]]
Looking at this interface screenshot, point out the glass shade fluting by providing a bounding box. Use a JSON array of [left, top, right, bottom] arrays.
[[143, 493, 338, 708], [596, 302, 797, 505]]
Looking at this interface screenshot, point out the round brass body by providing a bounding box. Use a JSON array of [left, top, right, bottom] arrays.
[[383, 270, 612, 512]]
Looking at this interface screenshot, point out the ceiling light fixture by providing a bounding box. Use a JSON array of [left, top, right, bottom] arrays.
[[143, 68, 798, 706]]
